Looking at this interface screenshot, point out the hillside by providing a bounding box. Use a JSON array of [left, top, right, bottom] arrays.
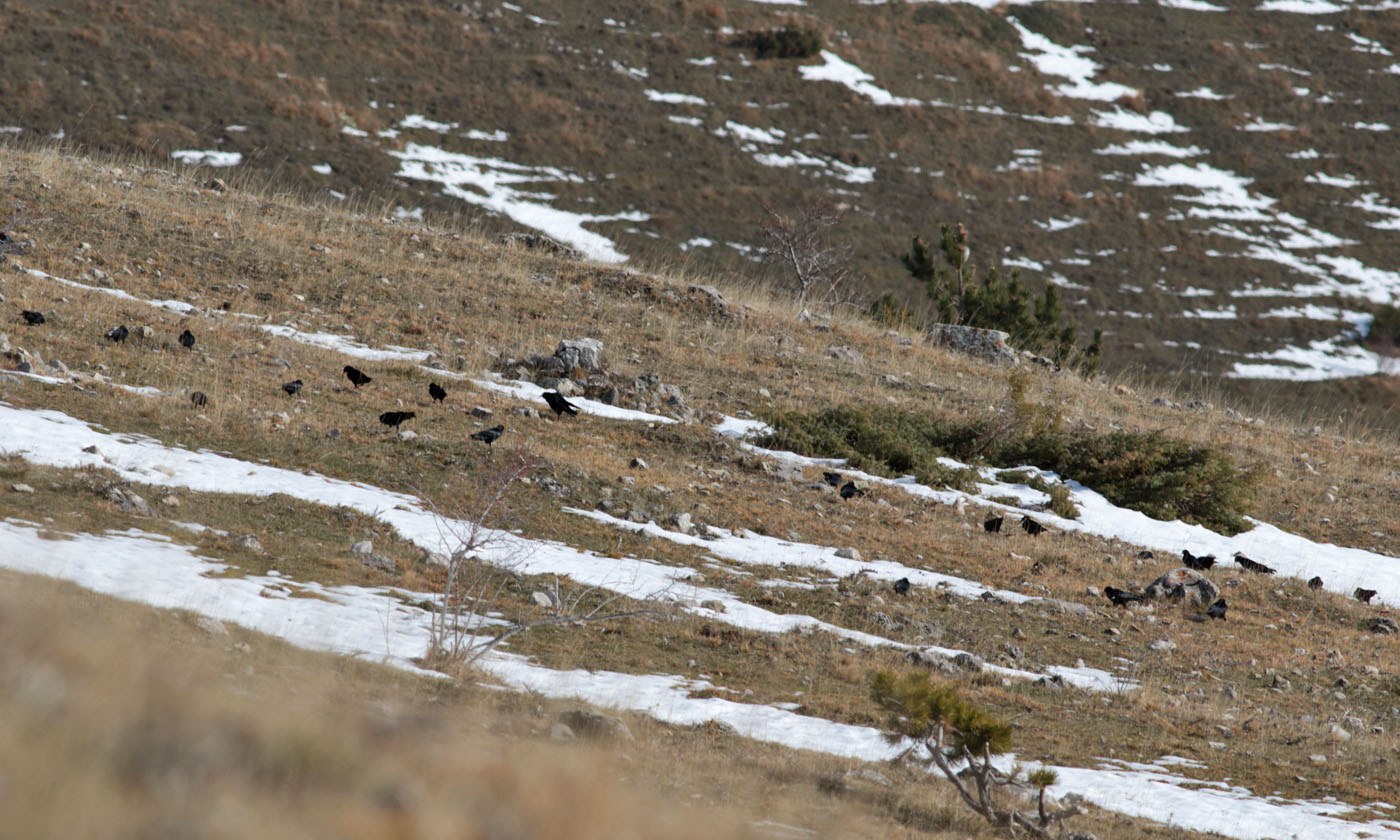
[[3, 141, 1400, 837], [6, 0, 1400, 421]]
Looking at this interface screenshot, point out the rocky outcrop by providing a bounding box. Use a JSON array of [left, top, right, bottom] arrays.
[[1145, 567, 1220, 606], [926, 324, 1018, 365]]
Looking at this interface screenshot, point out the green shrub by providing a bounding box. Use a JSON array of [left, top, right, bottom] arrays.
[[867, 291, 916, 329], [757, 398, 1259, 534], [870, 670, 1012, 754], [736, 27, 823, 60]]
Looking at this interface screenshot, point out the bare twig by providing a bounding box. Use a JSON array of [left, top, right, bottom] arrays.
[[757, 196, 853, 314]]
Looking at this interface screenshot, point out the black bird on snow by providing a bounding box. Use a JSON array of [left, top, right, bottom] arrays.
[[839, 481, 865, 500], [471, 424, 505, 447], [1307, 576, 1324, 591], [542, 391, 579, 417], [893, 577, 911, 596], [1205, 598, 1228, 620], [984, 514, 1004, 533], [1182, 549, 1216, 571], [190, 391, 208, 408], [106, 324, 129, 343], [21, 309, 44, 326], [1020, 516, 1046, 536], [379, 410, 415, 429], [178, 329, 196, 349], [1234, 553, 1275, 574], [281, 379, 303, 397], [428, 382, 447, 403], [343, 365, 372, 388], [1104, 586, 1144, 607], [1354, 587, 1378, 605]]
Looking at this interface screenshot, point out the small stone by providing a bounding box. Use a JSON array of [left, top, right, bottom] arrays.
[[159, 494, 179, 507], [1329, 724, 1351, 742], [470, 406, 493, 418], [1150, 639, 1176, 653], [532, 591, 556, 609], [397, 429, 417, 441], [952, 652, 984, 672], [629, 457, 649, 470], [1369, 617, 1398, 634], [236, 534, 263, 553], [549, 722, 576, 741], [834, 547, 861, 561], [512, 406, 540, 418], [196, 616, 228, 636], [826, 345, 863, 364], [11, 483, 34, 493], [352, 540, 373, 555], [699, 599, 726, 612], [668, 512, 693, 533], [206, 177, 227, 192], [558, 709, 633, 741], [362, 553, 396, 573], [1309, 754, 1327, 764]]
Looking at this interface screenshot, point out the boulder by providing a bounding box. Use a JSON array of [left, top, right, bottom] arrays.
[[558, 709, 633, 741], [555, 338, 605, 374], [926, 324, 1018, 365], [1145, 567, 1220, 605], [826, 345, 863, 364]]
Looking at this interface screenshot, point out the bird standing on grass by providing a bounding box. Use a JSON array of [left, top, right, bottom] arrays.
[[1206, 598, 1228, 620], [106, 325, 129, 343], [984, 515, 1004, 533], [379, 410, 415, 429], [429, 382, 447, 403], [839, 481, 865, 500], [1020, 516, 1046, 536], [1308, 576, 1324, 591], [1104, 586, 1144, 607], [893, 577, 911, 596], [190, 391, 208, 408], [21, 309, 44, 326], [1182, 549, 1216, 571], [281, 379, 303, 397], [471, 424, 505, 448], [1355, 587, 1378, 605], [543, 391, 580, 417], [344, 365, 372, 388], [178, 329, 196, 349]]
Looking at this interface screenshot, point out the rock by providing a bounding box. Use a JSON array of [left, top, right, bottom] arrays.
[[362, 553, 396, 573], [470, 406, 493, 418], [699, 599, 726, 612], [1309, 753, 1327, 764], [555, 338, 605, 374], [1145, 568, 1220, 605], [843, 768, 893, 788], [825, 345, 863, 364], [159, 494, 179, 507], [206, 177, 227, 192], [1149, 639, 1176, 653], [834, 547, 861, 561], [352, 540, 373, 555], [397, 430, 417, 441], [136, 325, 154, 340], [629, 457, 649, 470], [952, 652, 984, 672], [1344, 715, 1366, 732], [1029, 597, 1091, 617], [1329, 724, 1352, 742], [11, 483, 34, 493], [687, 284, 737, 319], [558, 709, 633, 741], [498, 232, 581, 260], [1369, 617, 1398, 635], [668, 512, 693, 534], [106, 486, 152, 516], [236, 533, 263, 554], [512, 405, 540, 418], [549, 722, 576, 741], [926, 324, 1017, 365], [531, 591, 556, 609]]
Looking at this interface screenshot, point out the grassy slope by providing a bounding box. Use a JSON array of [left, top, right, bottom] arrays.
[[2, 142, 1400, 834], [5, 0, 1400, 421]]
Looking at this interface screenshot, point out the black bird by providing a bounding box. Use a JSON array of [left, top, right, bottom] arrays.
[[379, 410, 415, 429], [21, 309, 44, 326], [190, 391, 208, 408], [1307, 576, 1324, 591], [984, 514, 1004, 533], [893, 577, 911, 596], [281, 379, 303, 397], [822, 471, 843, 488], [1355, 587, 1378, 605], [344, 365, 372, 388], [106, 324, 129, 343], [1137, 550, 1155, 560], [1104, 586, 1144, 607], [428, 382, 447, 403], [542, 391, 580, 417], [839, 481, 865, 500], [1182, 549, 1216, 571], [1206, 598, 1228, 620], [471, 424, 505, 447], [178, 329, 195, 349], [1234, 553, 1275, 574], [1020, 516, 1046, 536]]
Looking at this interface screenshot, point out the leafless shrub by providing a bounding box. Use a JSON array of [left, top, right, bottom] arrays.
[[757, 195, 854, 314]]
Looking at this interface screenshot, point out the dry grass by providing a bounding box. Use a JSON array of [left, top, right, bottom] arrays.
[[3, 142, 1400, 834]]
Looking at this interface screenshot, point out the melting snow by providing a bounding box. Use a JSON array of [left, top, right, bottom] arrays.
[[171, 150, 243, 167], [644, 89, 707, 105], [1011, 19, 1139, 101], [799, 51, 919, 107]]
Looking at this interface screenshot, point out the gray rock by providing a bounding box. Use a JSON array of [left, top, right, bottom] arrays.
[[499, 232, 581, 260], [669, 512, 693, 534], [826, 345, 863, 364], [531, 591, 556, 609], [629, 457, 649, 470], [1145, 568, 1220, 605], [106, 486, 152, 516], [1149, 639, 1176, 653], [558, 709, 633, 741], [549, 722, 577, 741], [926, 324, 1017, 365], [834, 547, 861, 561], [11, 483, 34, 493], [512, 405, 540, 418], [362, 553, 396, 573], [555, 338, 605, 374], [470, 406, 494, 418], [352, 540, 373, 555], [687, 284, 736, 319], [952, 652, 985, 672], [699, 599, 726, 613], [195, 616, 228, 636], [236, 533, 263, 554], [1370, 617, 1398, 634], [1028, 597, 1091, 617], [1329, 724, 1352, 742]]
